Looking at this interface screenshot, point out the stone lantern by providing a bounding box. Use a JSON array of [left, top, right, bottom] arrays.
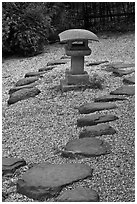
[[59, 29, 99, 91]]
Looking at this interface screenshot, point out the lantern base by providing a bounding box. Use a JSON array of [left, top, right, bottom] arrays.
[[65, 71, 89, 85], [60, 71, 92, 92], [60, 79, 93, 92]]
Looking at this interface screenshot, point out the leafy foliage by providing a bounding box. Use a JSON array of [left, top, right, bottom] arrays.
[[89, 73, 105, 89], [2, 2, 53, 57]]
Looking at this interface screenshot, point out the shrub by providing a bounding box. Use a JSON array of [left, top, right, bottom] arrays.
[[89, 73, 105, 89], [2, 2, 53, 57]]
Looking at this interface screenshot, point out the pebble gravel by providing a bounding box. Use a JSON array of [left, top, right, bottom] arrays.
[[2, 32, 135, 202]]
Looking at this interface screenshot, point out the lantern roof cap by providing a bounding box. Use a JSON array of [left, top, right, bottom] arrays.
[[59, 29, 99, 43]]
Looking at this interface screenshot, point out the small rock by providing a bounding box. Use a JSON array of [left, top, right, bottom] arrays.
[[86, 60, 109, 66], [8, 87, 41, 105], [60, 55, 71, 59], [94, 95, 127, 102], [9, 82, 37, 95], [24, 71, 45, 78], [113, 69, 135, 77], [17, 163, 93, 200], [76, 102, 117, 114], [55, 187, 99, 202], [77, 114, 119, 127], [38, 66, 55, 72], [110, 86, 135, 96], [15, 77, 39, 87], [62, 137, 111, 157], [2, 157, 26, 176], [123, 75, 135, 84], [79, 123, 116, 138], [47, 59, 68, 66]]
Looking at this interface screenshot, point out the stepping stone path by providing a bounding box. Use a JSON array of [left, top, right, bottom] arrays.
[[123, 75, 135, 84], [4, 57, 135, 201], [2, 157, 26, 176], [8, 87, 41, 105], [9, 82, 38, 95], [94, 95, 127, 102], [86, 60, 109, 66], [15, 77, 39, 87], [76, 102, 117, 114], [55, 187, 99, 202], [79, 123, 116, 138], [24, 71, 46, 78], [110, 85, 135, 96], [77, 114, 119, 127], [112, 68, 135, 77], [62, 138, 111, 157], [17, 163, 93, 200], [47, 59, 68, 66], [38, 66, 55, 72]]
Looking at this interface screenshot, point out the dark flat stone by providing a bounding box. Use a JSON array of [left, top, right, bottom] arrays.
[[17, 163, 92, 200], [8, 87, 41, 105], [86, 60, 109, 66], [15, 77, 39, 87], [55, 187, 99, 202], [77, 114, 119, 127], [110, 86, 135, 96], [79, 123, 116, 138], [113, 69, 135, 77], [94, 95, 127, 102], [123, 75, 135, 84], [47, 59, 68, 66], [62, 138, 111, 157], [38, 66, 55, 72], [25, 71, 46, 78], [111, 63, 135, 69], [103, 62, 135, 69], [2, 157, 26, 176], [76, 102, 117, 114], [9, 82, 37, 95]]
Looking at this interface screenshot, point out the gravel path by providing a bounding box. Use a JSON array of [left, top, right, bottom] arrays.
[[2, 32, 135, 202]]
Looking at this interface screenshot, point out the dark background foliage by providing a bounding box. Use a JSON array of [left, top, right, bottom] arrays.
[[2, 2, 135, 57]]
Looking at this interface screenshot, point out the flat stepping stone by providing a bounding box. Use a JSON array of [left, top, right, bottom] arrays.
[[15, 77, 39, 87], [86, 60, 109, 66], [79, 123, 116, 138], [103, 62, 135, 69], [77, 114, 118, 127], [38, 66, 55, 72], [94, 95, 127, 102], [8, 87, 41, 105], [123, 75, 135, 84], [55, 187, 99, 202], [110, 85, 135, 96], [113, 69, 135, 77], [17, 163, 92, 200], [110, 63, 135, 69], [76, 102, 117, 114], [25, 71, 46, 78], [62, 138, 111, 157], [47, 59, 68, 66], [9, 82, 37, 95], [2, 157, 26, 176]]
